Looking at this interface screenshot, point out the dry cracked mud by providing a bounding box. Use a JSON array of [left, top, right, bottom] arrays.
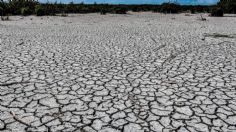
[[0, 13, 236, 132]]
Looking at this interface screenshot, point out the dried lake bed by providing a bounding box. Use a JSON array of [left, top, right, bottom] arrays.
[[0, 12, 236, 131]]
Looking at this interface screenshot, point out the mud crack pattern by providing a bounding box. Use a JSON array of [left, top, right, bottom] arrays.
[[0, 13, 236, 132]]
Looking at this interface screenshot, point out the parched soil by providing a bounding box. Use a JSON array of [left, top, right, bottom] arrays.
[[0, 13, 236, 132]]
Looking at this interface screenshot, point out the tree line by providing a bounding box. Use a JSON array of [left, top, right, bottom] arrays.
[[0, 0, 235, 16]]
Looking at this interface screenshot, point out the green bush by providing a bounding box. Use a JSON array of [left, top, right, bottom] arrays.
[[21, 7, 32, 16], [152, 7, 159, 13], [35, 5, 45, 16], [112, 7, 128, 14], [160, 3, 181, 13], [60, 12, 68, 17], [131, 6, 142, 12], [218, 0, 236, 13], [190, 8, 195, 14], [211, 8, 224, 17], [7, 0, 38, 15], [100, 8, 107, 15], [78, 7, 90, 13], [43, 3, 57, 15], [0, 7, 3, 16]]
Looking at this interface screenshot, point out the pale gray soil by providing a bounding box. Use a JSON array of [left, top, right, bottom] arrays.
[[0, 12, 236, 132]]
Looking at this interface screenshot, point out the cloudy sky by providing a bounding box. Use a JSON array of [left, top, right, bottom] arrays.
[[40, 0, 219, 5]]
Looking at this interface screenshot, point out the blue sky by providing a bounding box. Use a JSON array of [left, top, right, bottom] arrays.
[[40, 0, 219, 5]]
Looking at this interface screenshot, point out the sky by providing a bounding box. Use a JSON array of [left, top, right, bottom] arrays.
[[40, 0, 219, 5]]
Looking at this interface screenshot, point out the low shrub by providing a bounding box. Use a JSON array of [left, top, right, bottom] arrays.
[[21, 7, 32, 16], [211, 8, 224, 17], [131, 7, 142, 12], [190, 9, 195, 14], [152, 7, 159, 13], [100, 8, 107, 15], [160, 3, 181, 13], [60, 12, 68, 17], [35, 5, 45, 16], [78, 7, 90, 13], [113, 7, 128, 14], [0, 7, 3, 16], [217, 0, 236, 14]]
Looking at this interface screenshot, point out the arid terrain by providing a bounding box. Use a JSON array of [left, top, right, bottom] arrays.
[[0, 12, 236, 132]]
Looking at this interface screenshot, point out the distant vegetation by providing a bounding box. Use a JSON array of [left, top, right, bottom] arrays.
[[210, 7, 224, 17], [0, 0, 235, 17], [217, 0, 236, 14], [210, 0, 236, 17], [160, 3, 181, 13]]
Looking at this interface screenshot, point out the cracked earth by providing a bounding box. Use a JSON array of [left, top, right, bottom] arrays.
[[0, 13, 236, 132]]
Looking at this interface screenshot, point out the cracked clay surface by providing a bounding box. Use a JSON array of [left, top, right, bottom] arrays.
[[0, 13, 236, 131]]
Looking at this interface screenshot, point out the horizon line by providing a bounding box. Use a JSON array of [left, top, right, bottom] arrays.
[[38, 0, 219, 5]]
